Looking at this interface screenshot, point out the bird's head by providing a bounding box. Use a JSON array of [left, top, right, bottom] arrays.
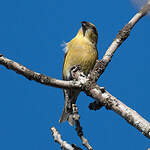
[[77, 21, 98, 45]]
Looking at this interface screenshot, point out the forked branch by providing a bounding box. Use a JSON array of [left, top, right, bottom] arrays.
[[0, 1, 150, 149]]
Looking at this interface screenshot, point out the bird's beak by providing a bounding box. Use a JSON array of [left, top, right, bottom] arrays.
[[81, 21, 88, 36], [81, 21, 87, 27]]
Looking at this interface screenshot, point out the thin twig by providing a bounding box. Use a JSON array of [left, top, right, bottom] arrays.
[[51, 126, 83, 150], [51, 126, 75, 150], [72, 104, 93, 150]]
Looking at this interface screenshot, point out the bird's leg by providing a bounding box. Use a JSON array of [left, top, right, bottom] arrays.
[[70, 65, 82, 79], [71, 65, 81, 72]]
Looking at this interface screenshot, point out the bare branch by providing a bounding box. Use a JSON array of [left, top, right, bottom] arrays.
[[1, 1, 150, 90], [51, 126, 75, 150], [90, 0, 150, 82], [1, 0, 150, 144], [87, 86, 150, 139], [0, 54, 81, 89], [72, 104, 93, 150], [1, 54, 150, 139]]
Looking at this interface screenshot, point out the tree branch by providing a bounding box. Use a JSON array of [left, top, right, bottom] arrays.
[[88, 86, 150, 139], [0, 54, 81, 89], [51, 126, 76, 150], [1, 4, 150, 137], [89, 0, 150, 82], [1, 0, 150, 146], [1, 1, 150, 90], [71, 69, 150, 139], [72, 104, 93, 150]]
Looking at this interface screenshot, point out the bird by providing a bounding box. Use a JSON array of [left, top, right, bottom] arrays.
[[59, 21, 98, 126]]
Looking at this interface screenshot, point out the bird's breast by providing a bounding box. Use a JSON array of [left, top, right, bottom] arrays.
[[63, 38, 98, 80]]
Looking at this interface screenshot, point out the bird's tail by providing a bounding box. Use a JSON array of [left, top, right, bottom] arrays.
[[59, 89, 80, 126], [59, 105, 74, 126]]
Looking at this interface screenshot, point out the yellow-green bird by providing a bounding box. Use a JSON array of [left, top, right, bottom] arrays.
[[59, 21, 98, 126]]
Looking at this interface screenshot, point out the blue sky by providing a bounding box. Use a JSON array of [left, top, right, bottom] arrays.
[[0, 0, 150, 150]]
